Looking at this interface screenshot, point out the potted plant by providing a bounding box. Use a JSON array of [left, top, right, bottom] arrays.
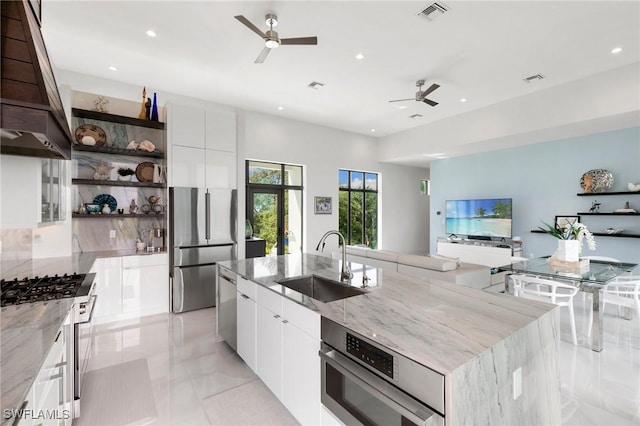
[[538, 220, 596, 262], [117, 167, 135, 181]]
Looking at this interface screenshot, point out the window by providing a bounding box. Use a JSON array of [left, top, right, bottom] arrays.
[[246, 161, 303, 256], [339, 169, 378, 248]]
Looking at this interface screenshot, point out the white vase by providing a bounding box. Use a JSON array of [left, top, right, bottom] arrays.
[[557, 240, 580, 262], [118, 174, 132, 181]]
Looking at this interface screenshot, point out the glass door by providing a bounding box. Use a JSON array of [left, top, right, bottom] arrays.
[[248, 189, 281, 256]]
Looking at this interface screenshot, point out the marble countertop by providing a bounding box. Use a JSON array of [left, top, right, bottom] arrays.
[[218, 253, 555, 375], [0, 249, 166, 280], [0, 249, 166, 418], [1, 299, 75, 423]]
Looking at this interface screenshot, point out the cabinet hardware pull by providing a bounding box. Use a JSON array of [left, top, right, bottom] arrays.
[[274, 314, 280, 319], [55, 330, 62, 342], [282, 319, 289, 324], [241, 294, 250, 299]]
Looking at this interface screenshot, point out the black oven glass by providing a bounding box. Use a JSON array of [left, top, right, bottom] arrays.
[[325, 363, 418, 426]]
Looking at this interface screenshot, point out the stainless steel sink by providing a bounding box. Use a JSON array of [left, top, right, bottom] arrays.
[[277, 274, 366, 302]]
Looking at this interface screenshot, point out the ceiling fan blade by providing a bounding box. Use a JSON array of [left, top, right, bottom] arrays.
[[235, 15, 266, 38], [423, 98, 438, 107], [254, 47, 271, 63], [280, 37, 318, 45], [388, 98, 414, 103], [422, 83, 440, 97]]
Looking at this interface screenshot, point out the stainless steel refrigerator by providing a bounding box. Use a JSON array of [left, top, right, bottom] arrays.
[[169, 187, 237, 313]]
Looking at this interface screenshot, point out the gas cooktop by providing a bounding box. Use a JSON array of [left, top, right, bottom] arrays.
[[0, 273, 93, 307]]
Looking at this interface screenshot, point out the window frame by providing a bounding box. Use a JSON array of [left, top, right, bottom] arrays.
[[339, 169, 379, 248]]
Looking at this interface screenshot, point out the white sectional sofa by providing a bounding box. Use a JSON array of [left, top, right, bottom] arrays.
[[341, 246, 491, 290]]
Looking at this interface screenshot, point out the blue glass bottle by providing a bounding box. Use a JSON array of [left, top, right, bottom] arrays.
[[151, 92, 159, 121]]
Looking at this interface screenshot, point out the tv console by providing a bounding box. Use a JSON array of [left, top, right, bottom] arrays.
[[437, 237, 520, 268]]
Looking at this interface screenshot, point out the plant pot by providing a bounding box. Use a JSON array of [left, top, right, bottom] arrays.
[[557, 240, 580, 262], [118, 174, 133, 181]]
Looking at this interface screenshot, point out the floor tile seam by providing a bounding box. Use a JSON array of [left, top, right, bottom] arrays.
[[197, 376, 261, 404]]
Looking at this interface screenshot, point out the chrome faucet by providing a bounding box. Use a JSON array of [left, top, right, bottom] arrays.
[[315, 230, 353, 282]]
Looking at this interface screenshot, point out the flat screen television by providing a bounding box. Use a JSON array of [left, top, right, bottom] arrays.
[[445, 198, 513, 239]]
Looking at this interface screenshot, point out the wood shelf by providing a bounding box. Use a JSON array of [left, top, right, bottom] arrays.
[[577, 191, 640, 196], [73, 213, 165, 219], [577, 212, 640, 216], [530, 229, 640, 238], [72, 108, 165, 129], [72, 144, 164, 159], [72, 179, 165, 188]]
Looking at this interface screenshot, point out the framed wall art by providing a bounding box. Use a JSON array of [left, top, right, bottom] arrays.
[[314, 196, 332, 214]]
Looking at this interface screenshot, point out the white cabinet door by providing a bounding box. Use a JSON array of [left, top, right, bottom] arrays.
[[92, 257, 123, 324], [282, 321, 321, 426], [236, 291, 257, 373], [0, 155, 40, 228], [169, 104, 205, 149], [205, 109, 236, 152], [171, 145, 206, 188], [205, 149, 236, 189], [122, 263, 169, 317], [256, 304, 283, 400]]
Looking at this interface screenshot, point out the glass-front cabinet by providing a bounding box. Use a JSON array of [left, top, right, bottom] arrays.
[[41, 158, 67, 223]]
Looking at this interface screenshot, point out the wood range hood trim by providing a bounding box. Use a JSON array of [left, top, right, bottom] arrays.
[[1, 0, 73, 160]]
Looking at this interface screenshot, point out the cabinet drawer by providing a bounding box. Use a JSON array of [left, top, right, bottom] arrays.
[[257, 285, 282, 316], [282, 296, 320, 340], [122, 253, 168, 269], [237, 276, 257, 300]]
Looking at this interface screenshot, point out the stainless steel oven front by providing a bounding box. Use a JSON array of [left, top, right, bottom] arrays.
[[320, 318, 445, 426], [74, 274, 97, 417]]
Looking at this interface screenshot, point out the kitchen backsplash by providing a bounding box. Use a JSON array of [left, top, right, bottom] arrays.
[[72, 216, 165, 252], [0, 228, 33, 262]]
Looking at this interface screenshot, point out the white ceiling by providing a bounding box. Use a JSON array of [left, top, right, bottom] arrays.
[[41, 1, 639, 163]]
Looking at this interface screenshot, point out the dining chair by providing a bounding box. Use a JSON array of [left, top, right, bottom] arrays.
[[515, 276, 579, 345], [587, 276, 640, 336]]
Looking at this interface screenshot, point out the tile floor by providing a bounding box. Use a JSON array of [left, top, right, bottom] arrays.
[[77, 296, 639, 426]]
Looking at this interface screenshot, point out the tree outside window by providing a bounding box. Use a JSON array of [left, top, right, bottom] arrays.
[[339, 169, 378, 248]]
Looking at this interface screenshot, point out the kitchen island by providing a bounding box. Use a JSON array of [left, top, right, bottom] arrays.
[[219, 253, 561, 426]]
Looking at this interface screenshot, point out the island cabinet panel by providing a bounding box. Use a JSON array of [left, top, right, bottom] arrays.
[[256, 303, 283, 400], [236, 279, 257, 373], [282, 319, 321, 426], [122, 254, 169, 317]]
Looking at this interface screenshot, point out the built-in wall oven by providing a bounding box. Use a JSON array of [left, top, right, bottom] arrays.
[[320, 318, 445, 426]]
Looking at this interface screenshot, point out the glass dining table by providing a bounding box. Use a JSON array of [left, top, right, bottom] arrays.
[[498, 257, 638, 352]]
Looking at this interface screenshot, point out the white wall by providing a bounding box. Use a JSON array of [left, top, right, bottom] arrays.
[[241, 111, 429, 254], [55, 70, 430, 255]]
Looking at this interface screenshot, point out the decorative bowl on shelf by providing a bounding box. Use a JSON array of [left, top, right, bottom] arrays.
[[85, 203, 101, 214], [604, 228, 624, 235]]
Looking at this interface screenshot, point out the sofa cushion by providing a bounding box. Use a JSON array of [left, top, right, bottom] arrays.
[[366, 250, 399, 263], [396, 254, 458, 272]]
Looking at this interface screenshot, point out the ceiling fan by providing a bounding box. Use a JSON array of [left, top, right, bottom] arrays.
[[389, 80, 440, 106], [234, 13, 318, 63]]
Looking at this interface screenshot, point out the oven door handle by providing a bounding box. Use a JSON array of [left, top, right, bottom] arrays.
[[319, 348, 442, 426], [78, 295, 97, 324]]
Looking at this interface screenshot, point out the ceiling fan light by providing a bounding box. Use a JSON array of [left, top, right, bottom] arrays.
[[265, 39, 279, 49]]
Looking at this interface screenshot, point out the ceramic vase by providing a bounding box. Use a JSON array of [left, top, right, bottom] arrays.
[[245, 220, 253, 239], [557, 240, 580, 262], [151, 92, 159, 121]]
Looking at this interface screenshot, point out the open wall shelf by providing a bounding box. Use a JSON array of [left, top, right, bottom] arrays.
[[73, 144, 164, 159], [530, 229, 640, 238], [72, 108, 165, 129], [72, 179, 164, 188], [577, 191, 640, 196], [577, 212, 640, 216], [73, 213, 165, 219]]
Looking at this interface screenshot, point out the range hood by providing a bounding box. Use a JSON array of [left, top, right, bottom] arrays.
[[1, 0, 73, 160]]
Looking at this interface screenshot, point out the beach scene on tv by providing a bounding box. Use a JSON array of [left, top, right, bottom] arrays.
[[445, 198, 513, 238]]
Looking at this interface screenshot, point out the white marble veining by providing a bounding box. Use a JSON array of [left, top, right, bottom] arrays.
[[1, 299, 75, 419], [219, 253, 556, 375]]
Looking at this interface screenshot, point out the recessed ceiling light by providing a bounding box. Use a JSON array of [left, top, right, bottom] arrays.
[[611, 46, 623, 54], [108, 66, 117, 71], [355, 53, 364, 60], [277, 106, 284, 111], [370, 128, 376, 133], [146, 30, 157, 38], [460, 98, 467, 103]]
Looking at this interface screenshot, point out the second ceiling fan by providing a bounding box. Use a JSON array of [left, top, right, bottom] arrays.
[[235, 13, 318, 63], [389, 80, 441, 106]]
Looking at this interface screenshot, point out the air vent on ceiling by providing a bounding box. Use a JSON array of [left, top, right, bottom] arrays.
[[409, 114, 423, 119], [307, 81, 325, 90], [418, 2, 449, 20], [523, 74, 545, 83]]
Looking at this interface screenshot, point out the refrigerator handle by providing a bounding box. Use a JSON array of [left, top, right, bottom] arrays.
[[173, 268, 185, 313], [205, 191, 211, 240]]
